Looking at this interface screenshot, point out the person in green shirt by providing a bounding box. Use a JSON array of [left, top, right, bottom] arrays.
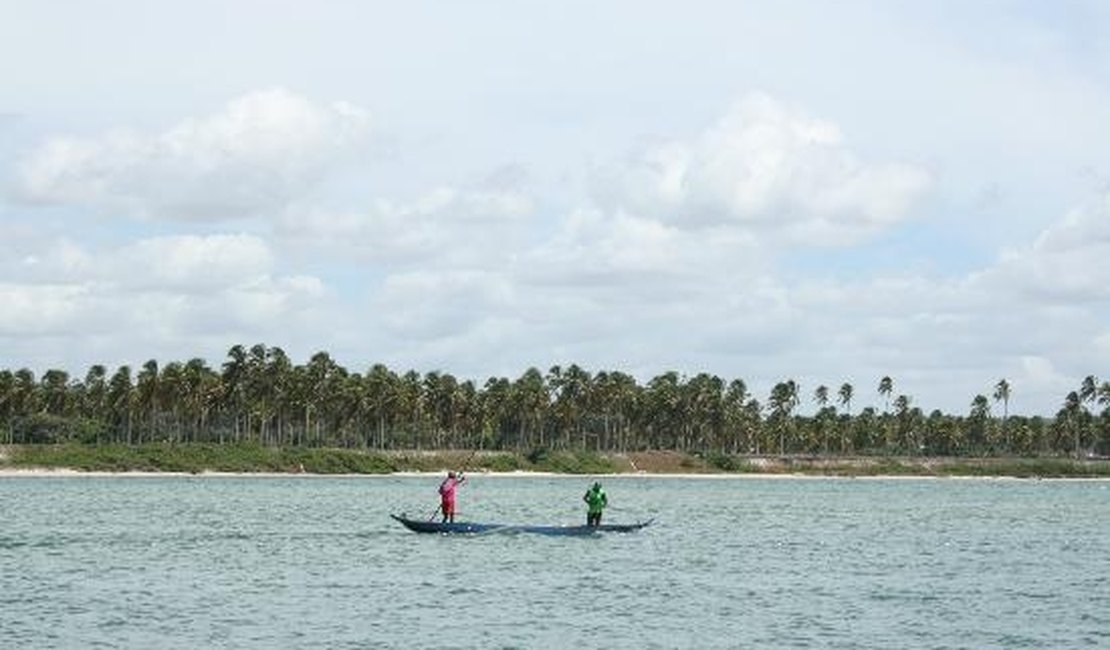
[[583, 481, 608, 527]]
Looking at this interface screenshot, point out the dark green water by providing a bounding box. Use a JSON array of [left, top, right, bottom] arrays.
[[2, 475, 1107, 648]]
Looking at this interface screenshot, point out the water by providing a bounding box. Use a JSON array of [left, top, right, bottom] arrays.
[[2, 475, 1108, 649]]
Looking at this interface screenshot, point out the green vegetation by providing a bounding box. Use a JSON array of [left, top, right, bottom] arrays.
[[4, 444, 1109, 478], [931, 458, 1110, 479], [698, 451, 758, 473], [531, 450, 617, 474], [0, 444, 616, 475], [1, 344, 1109, 463], [4, 443, 398, 474]]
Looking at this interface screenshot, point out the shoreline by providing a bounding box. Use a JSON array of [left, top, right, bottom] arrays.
[[1, 467, 1105, 480], [3, 445, 1107, 479]]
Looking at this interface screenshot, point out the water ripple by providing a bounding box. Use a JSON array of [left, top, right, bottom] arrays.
[[2, 476, 1108, 648]]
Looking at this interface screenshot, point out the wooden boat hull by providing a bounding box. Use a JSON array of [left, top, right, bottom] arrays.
[[391, 514, 652, 536]]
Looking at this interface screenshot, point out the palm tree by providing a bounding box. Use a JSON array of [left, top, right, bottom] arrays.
[[894, 394, 913, 453], [1096, 381, 1110, 457], [40, 369, 70, 417], [82, 365, 108, 426], [425, 371, 462, 448], [304, 351, 339, 445], [363, 364, 398, 449], [814, 385, 829, 410], [768, 380, 799, 455], [396, 370, 426, 449], [993, 379, 1011, 453], [181, 358, 218, 442], [722, 379, 749, 454], [685, 373, 724, 453], [1059, 391, 1084, 458], [878, 376, 893, 414], [740, 397, 763, 454], [993, 379, 1011, 419], [969, 394, 990, 453], [837, 383, 854, 416], [1079, 375, 1098, 406], [1078, 376, 1099, 457], [645, 371, 683, 450], [812, 384, 829, 451], [221, 345, 249, 442], [553, 364, 593, 449], [455, 379, 484, 450], [265, 348, 293, 445], [592, 370, 639, 452], [512, 368, 548, 451], [1098, 381, 1110, 411], [158, 361, 184, 442], [481, 376, 513, 449], [136, 360, 160, 443], [877, 376, 895, 450], [611, 371, 640, 452], [244, 344, 270, 444], [107, 366, 134, 444], [0, 370, 15, 443], [591, 371, 615, 451]]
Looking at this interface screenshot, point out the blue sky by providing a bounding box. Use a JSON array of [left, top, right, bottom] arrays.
[[2, 0, 1109, 415]]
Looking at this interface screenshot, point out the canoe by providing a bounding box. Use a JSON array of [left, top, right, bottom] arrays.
[[390, 514, 653, 536]]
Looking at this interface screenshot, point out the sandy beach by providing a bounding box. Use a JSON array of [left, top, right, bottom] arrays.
[[0, 467, 1094, 480]]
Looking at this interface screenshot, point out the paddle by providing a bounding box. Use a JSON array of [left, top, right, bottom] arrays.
[[458, 447, 480, 473]]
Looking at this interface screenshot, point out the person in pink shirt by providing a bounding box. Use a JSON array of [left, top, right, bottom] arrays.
[[437, 471, 466, 522]]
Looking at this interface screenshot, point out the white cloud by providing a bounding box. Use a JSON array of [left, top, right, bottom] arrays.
[[375, 269, 514, 341], [522, 206, 767, 295], [592, 93, 933, 245], [16, 88, 373, 220], [0, 234, 330, 344], [978, 193, 1110, 302], [119, 234, 275, 290], [278, 186, 533, 266], [0, 283, 89, 336], [14, 234, 275, 292], [1018, 356, 1074, 408]]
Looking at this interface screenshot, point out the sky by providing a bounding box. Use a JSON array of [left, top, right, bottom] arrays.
[[2, 0, 1109, 416]]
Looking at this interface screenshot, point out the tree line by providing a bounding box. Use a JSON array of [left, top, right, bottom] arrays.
[[1, 344, 1108, 458]]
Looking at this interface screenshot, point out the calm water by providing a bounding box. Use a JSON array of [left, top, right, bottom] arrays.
[[2, 474, 1108, 649]]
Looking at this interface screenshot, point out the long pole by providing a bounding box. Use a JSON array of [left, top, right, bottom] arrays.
[[459, 447, 480, 473]]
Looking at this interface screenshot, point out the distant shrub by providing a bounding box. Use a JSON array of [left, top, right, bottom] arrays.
[[533, 451, 615, 474], [702, 452, 751, 472], [525, 447, 549, 465], [283, 448, 395, 474], [481, 453, 522, 472]]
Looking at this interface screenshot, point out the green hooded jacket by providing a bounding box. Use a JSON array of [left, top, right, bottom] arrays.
[[583, 483, 608, 514]]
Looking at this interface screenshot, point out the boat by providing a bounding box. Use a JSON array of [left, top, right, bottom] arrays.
[[390, 513, 653, 536]]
